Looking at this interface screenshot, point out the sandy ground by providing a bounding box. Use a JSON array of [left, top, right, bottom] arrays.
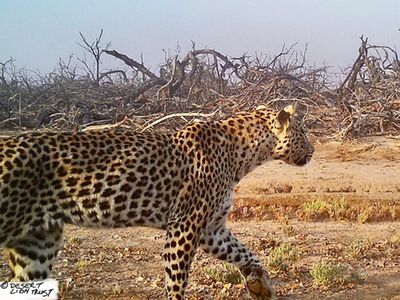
[[0, 136, 400, 299]]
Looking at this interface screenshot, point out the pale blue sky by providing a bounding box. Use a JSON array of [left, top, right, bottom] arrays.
[[1, 0, 399, 74]]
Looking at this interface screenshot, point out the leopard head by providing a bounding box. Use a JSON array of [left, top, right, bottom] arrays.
[[269, 104, 314, 166]]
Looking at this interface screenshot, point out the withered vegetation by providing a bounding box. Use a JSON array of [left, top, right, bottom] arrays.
[[0, 31, 399, 140]]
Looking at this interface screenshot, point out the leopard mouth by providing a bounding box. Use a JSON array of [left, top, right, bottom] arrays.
[[294, 154, 312, 166]]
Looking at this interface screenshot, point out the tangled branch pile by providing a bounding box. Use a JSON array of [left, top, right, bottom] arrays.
[[0, 34, 398, 140], [338, 37, 400, 138]]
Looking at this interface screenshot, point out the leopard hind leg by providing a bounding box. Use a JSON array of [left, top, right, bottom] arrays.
[[4, 223, 63, 281]]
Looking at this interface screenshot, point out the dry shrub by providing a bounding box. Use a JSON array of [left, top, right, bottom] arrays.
[[1, 34, 398, 140]]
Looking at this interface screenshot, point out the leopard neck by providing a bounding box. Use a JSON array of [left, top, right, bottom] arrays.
[[216, 112, 277, 183]]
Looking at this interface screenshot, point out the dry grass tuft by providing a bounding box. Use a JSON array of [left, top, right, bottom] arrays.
[[344, 240, 367, 259], [267, 243, 299, 272], [310, 262, 365, 286], [203, 263, 243, 285], [75, 259, 90, 270]]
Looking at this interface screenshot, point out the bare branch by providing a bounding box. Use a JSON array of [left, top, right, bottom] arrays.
[[141, 110, 219, 132], [104, 49, 159, 80]]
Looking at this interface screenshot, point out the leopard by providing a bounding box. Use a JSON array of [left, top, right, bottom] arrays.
[[0, 104, 313, 300]]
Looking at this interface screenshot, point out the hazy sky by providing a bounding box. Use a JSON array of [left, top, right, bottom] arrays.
[[1, 0, 399, 74]]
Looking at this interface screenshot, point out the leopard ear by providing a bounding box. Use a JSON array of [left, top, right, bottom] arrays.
[[256, 105, 268, 110], [275, 105, 296, 130], [284, 104, 296, 115]]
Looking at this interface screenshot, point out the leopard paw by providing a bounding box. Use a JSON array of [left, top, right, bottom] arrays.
[[245, 268, 275, 300]]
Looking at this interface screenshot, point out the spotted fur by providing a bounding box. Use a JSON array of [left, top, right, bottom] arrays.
[[0, 105, 313, 299]]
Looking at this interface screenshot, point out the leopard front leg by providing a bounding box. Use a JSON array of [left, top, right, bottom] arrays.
[[162, 221, 199, 300], [200, 225, 274, 300]]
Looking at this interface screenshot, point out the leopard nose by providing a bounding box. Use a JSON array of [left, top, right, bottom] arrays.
[[310, 144, 315, 154]]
